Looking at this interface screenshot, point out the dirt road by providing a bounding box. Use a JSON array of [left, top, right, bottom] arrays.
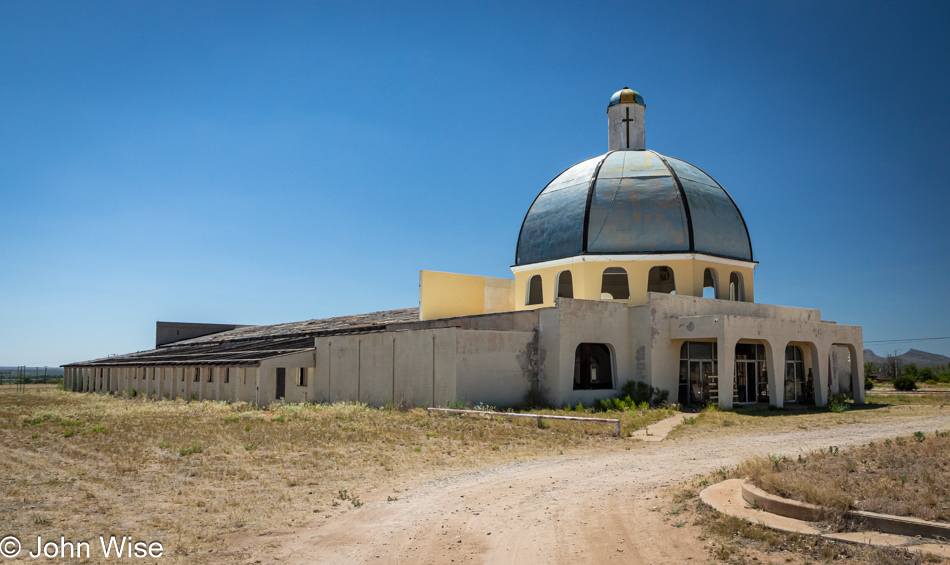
[[227, 412, 950, 564]]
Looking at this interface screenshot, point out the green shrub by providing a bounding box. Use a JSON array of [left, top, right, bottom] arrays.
[[893, 375, 918, 391], [918, 368, 935, 382], [864, 377, 874, 391]]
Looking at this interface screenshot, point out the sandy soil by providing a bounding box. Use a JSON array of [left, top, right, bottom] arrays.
[[224, 412, 950, 564]]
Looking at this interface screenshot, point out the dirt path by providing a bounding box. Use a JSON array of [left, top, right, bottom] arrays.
[[226, 413, 950, 564]]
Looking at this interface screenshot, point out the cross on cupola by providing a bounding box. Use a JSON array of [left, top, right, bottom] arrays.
[[606, 86, 646, 151]]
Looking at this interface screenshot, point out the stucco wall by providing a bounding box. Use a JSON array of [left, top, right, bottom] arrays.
[[419, 270, 515, 321], [313, 328, 458, 407], [455, 329, 538, 407]]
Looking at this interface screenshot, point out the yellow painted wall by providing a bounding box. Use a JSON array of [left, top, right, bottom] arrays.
[[513, 258, 755, 310], [419, 270, 515, 321]]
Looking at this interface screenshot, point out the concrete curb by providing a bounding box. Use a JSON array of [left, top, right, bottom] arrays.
[[740, 481, 950, 541], [700, 479, 950, 558]]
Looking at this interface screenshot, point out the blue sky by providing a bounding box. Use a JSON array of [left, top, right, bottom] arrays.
[[2, 0, 949, 366]]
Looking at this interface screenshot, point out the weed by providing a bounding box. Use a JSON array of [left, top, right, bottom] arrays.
[[179, 444, 203, 456], [682, 416, 697, 425], [491, 445, 500, 451], [244, 443, 258, 452], [34, 516, 51, 526], [914, 431, 925, 443], [158, 441, 171, 448], [62, 429, 75, 438], [387, 496, 398, 502]]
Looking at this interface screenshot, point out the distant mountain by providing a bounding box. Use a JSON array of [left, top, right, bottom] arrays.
[[863, 348, 950, 369]]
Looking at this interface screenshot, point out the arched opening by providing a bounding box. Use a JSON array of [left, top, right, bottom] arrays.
[[601, 267, 630, 300], [647, 266, 676, 295], [526, 275, 544, 305], [785, 345, 805, 402], [573, 343, 614, 390], [729, 272, 745, 302], [735, 343, 767, 404], [556, 270, 574, 299], [679, 341, 717, 406], [703, 268, 718, 299]]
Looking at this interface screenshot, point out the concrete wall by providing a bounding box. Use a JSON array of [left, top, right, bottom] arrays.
[[258, 350, 317, 404], [313, 328, 458, 406], [419, 270, 515, 321], [455, 329, 538, 407], [546, 298, 634, 407]]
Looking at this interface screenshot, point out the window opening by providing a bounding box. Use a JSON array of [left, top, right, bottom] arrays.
[[276, 368, 286, 399], [703, 268, 718, 299], [647, 266, 676, 295], [556, 270, 574, 299], [600, 267, 630, 300], [573, 343, 614, 390], [729, 272, 745, 302], [526, 275, 544, 305], [297, 367, 308, 387]]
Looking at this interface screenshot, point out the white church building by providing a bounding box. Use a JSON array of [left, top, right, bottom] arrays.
[[63, 87, 865, 410]]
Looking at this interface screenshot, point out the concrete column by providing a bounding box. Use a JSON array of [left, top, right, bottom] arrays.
[[850, 345, 866, 404], [214, 367, 221, 402], [765, 340, 786, 408], [809, 343, 830, 407], [717, 335, 737, 410]]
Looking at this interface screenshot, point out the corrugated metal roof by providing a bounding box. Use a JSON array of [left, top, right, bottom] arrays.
[[64, 308, 420, 367]]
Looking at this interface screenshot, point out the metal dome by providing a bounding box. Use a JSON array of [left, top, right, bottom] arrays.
[[607, 87, 645, 108], [515, 150, 753, 266]]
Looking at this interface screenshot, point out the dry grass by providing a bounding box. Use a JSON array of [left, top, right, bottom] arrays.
[[867, 393, 950, 405], [668, 403, 950, 440], [0, 385, 671, 562], [738, 432, 950, 523]]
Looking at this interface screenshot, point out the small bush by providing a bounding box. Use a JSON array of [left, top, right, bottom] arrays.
[[864, 377, 874, 391], [179, 444, 203, 456], [893, 375, 918, 391]]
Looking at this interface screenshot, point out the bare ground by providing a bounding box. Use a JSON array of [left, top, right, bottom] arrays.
[[224, 412, 950, 564]]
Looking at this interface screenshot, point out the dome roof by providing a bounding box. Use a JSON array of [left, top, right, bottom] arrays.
[[515, 150, 753, 265], [608, 87, 644, 108]]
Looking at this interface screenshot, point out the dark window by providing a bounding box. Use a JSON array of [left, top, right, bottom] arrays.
[[224, 367, 230, 384], [573, 343, 614, 390], [527, 275, 544, 305], [297, 367, 308, 387], [276, 368, 286, 399], [647, 266, 676, 295], [194, 367, 200, 382], [207, 367, 214, 382], [601, 267, 630, 300], [557, 270, 574, 299]]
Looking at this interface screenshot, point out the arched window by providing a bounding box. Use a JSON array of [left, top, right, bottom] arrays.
[[573, 343, 614, 390], [703, 268, 718, 299], [601, 267, 630, 300], [729, 272, 745, 302], [647, 266, 676, 294], [556, 270, 574, 299], [526, 275, 544, 305]]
